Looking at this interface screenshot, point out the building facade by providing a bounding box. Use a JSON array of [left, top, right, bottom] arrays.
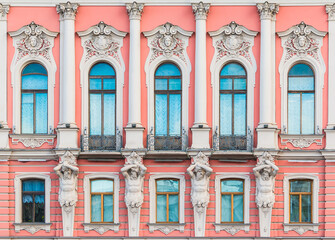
[[0, 0, 334, 238]]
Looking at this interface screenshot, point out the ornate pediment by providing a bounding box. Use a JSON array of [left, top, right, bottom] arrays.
[[209, 21, 258, 65], [9, 21, 58, 64], [143, 22, 193, 65], [277, 22, 327, 65], [78, 21, 127, 65]]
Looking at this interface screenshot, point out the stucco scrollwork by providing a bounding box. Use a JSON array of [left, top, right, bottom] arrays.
[[9, 21, 58, 64], [56, 1, 78, 20], [0, 3, 9, 20], [192, 1, 210, 20], [256, 1, 279, 20], [326, 4, 335, 21], [126, 1, 144, 20], [11, 135, 55, 148]]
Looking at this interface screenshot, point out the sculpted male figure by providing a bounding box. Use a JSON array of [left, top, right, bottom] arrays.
[[253, 152, 279, 208], [121, 152, 147, 211]]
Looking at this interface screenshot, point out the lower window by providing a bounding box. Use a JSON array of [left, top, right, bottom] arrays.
[[90, 179, 114, 223], [156, 179, 179, 223], [289, 179, 312, 223], [221, 179, 244, 223], [22, 179, 45, 223]]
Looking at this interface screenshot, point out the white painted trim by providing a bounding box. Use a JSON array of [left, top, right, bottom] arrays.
[[278, 23, 326, 135], [214, 173, 250, 234], [209, 22, 257, 146], [83, 173, 120, 233], [144, 23, 192, 139], [14, 173, 51, 233], [283, 174, 319, 234], [78, 22, 126, 138], [148, 174, 185, 233], [9, 23, 58, 134]]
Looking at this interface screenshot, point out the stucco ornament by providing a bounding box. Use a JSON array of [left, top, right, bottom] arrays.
[[187, 151, 212, 237], [278, 22, 327, 65], [143, 22, 193, 65], [256, 1, 279, 20], [121, 151, 146, 236], [54, 151, 79, 237], [77, 21, 127, 65], [9, 21, 58, 64], [192, 1, 210, 20], [253, 152, 279, 237], [326, 4, 335, 21], [0, 4, 9, 20], [56, 1, 78, 20], [209, 21, 258, 66], [126, 1, 144, 20]]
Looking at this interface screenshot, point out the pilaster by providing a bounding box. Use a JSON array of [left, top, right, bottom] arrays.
[[0, 4, 9, 149], [191, 2, 210, 149], [124, 1, 145, 149], [56, 2, 79, 149], [256, 1, 279, 150], [325, 4, 335, 149]]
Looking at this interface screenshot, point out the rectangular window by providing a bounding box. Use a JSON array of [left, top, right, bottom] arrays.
[[22, 179, 45, 222], [90, 179, 114, 223], [289, 180, 312, 223], [221, 179, 244, 223], [156, 179, 179, 223]]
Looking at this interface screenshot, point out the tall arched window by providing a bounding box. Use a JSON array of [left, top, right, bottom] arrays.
[[89, 63, 116, 150], [219, 63, 247, 150], [154, 63, 182, 150], [21, 63, 48, 134], [288, 63, 314, 134]]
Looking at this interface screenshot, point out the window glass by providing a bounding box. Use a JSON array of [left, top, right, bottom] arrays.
[[221, 179, 244, 223], [156, 179, 179, 223], [289, 180, 312, 223], [21, 63, 48, 134], [22, 179, 45, 223]]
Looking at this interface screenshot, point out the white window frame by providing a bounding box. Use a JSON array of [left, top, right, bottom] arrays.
[[143, 23, 192, 147], [78, 22, 127, 145], [83, 173, 120, 234], [9, 23, 58, 135], [214, 173, 250, 235], [209, 22, 257, 151], [14, 173, 51, 234], [148, 174, 185, 235], [283, 174, 319, 235]]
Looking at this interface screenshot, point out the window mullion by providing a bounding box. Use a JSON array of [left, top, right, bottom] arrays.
[[101, 193, 104, 223], [231, 193, 234, 222], [166, 193, 169, 222]]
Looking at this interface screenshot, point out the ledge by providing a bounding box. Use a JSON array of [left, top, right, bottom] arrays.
[[79, 151, 122, 160], [10, 134, 56, 148], [13, 222, 52, 234], [82, 223, 120, 234], [145, 150, 189, 161], [213, 223, 250, 235], [147, 223, 185, 235], [211, 151, 255, 161], [280, 134, 323, 149], [283, 223, 319, 235]]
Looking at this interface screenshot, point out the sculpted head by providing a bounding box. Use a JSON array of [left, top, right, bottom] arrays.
[[261, 166, 271, 180], [62, 165, 72, 179], [194, 166, 205, 180], [129, 167, 139, 180]]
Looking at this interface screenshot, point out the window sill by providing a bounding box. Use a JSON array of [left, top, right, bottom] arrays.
[[147, 223, 185, 235], [283, 223, 319, 235], [280, 134, 323, 149], [145, 150, 189, 161], [211, 151, 255, 161], [213, 223, 250, 235], [10, 134, 56, 148], [13, 222, 52, 234], [82, 223, 120, 234]]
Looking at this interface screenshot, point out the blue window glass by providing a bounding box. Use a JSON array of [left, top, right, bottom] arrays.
[[220, 63, 247, 136], [91, 179, 114, 223], [22, 179, 45, 223], [156, 179, 179, 223], [21, 63, 48, 134], [288, 64, 314, 134], [221, 179, 244, 223], [89, 63, 116, 136], [289, 180, 312, 223], [155, 63, 182, 136]]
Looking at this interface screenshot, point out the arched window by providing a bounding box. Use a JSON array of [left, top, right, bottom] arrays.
[[89, 63, 116, 150], [219, 63, 247, 150], [154, 63, 182, 150], [288, 64, 314, 134], [21, 63, 48, 134]]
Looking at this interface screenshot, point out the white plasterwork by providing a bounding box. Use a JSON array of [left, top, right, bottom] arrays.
[[278, 22, 326, 135], [283, 174, 319, 234], [9, 22, 58, 134], [209, 22, 257, 150], [78, 22, 127, 144], [214, 173, 250, 234], [83, 173, 120, 233], [14, 173, 51, 233], [11, 134, 56, 148], [143, 22, 193, 142], [280, 134, 323, 149], [148, 173, 185, 234]]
